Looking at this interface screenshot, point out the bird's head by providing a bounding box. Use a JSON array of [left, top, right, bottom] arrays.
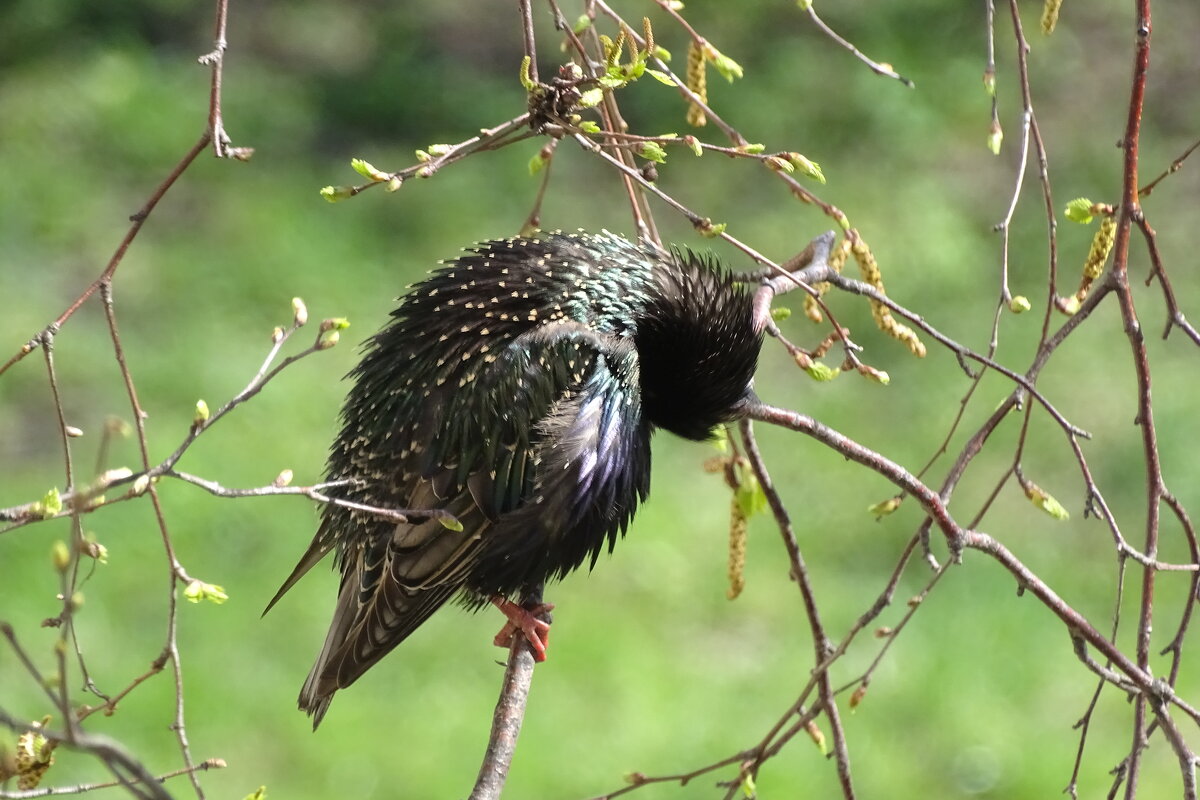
[[635, 250, 762, 441]]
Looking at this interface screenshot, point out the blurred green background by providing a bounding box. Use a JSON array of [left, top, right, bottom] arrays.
[[3, 1, 1200, 798]]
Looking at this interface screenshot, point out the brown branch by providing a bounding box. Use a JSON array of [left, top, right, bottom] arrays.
[[798, 2, 913, 86], [0, 758, 225, 799], [1106, 0, 1156, 792], [0, 709, 174, 800], [738, 420, 856, 799], [468, 593, 548, 800], [0, 134, 209, 378]]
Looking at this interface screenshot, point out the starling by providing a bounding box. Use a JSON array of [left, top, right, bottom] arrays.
[[267, 231, 763, 725]]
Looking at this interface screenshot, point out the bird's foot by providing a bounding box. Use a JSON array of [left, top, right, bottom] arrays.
[[490, 596, 554, 662]]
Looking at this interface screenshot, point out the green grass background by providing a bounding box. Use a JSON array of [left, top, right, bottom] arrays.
[[3, 1, 1200, 798]]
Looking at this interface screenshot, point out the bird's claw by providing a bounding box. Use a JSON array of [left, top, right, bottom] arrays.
[[490, 597, 554, 662]]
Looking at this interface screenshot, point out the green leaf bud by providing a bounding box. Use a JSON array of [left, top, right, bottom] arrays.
[[319, 185, 353, 203], [577, 87, 604, 108], [787, 152, 826, 183], [1064, 198, 1095, 225], [636, 142, 667, 163], [868, 496, 903, 518], [184, 580, 229, 605], [350, 158, 388, 182], [51, 541, 70, 573]]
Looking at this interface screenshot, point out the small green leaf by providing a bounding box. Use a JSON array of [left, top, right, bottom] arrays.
[[578, 120, 601, 134], [705, 45, 743, 82], [733, 461, 768, 518], [528, 151, 548, 175], [193, 400, 210, 426], [578, 88, 604, 108], [350, 158, 387, 181], [36, 488, 63, 519], [803, 361, 840, 382], [1024, 482, 1070, 521], [646, 69, 676, 86], [636, 142, 667, 163], [573, 14, 592, 34], [868, 496, 903, 518], [770, 307, 792, 322], [242, 788, 267, 800], [1008, 295, 1032, 314], [737, 143, 765, 154], [438, 515, 465, 532], [1065, 198, 1095, 224], [788, 152, 826, 184], [184, 580, 229, 605], [319, 185, 353, 203], [683, 135, 703, 157]]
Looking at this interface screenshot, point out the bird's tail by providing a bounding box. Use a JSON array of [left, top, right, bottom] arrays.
[[298, 571, 359, 728]]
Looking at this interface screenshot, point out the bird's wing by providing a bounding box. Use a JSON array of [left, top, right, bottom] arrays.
[[298, 482, 486, 724], [465, 324, 652, 595], [295, 322, 649, 724]]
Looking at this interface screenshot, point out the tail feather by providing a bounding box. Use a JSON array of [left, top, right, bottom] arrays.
[[263, 532, 335, 617], [295, 488, 487, 728]]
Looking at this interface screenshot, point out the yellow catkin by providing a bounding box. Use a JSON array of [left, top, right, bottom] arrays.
[[802, 293, 823, 323], [1083, 216, 1116, 280], [1041, 0, 1063, 35], [685, 40, 708, 127], [727, 495, 747, 599], [14, 731, 56, 790], [851, 237, 927, 358]]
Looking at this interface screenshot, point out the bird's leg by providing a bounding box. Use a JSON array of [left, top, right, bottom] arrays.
[[490, 595, 554, 662]]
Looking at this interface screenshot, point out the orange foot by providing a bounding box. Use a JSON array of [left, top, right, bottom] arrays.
[[490, 596, 554, 662]]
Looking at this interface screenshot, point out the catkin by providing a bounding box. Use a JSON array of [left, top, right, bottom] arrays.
[[727, 495, 747, 599], [686, 41, 708, 127]]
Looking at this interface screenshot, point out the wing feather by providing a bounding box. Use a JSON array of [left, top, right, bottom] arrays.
[[280, 317, 650, 726]]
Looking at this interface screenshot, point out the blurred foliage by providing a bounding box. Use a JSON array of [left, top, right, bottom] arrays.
[[2, 1, 1200, 799]]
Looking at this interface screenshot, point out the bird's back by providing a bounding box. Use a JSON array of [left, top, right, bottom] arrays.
[[275, 232, 671, 724]]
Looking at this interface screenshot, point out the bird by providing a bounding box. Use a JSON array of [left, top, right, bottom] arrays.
[[266, 230, 764, 726]]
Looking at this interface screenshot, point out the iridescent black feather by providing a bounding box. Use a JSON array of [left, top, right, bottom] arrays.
[[267, 231, 762, 725]]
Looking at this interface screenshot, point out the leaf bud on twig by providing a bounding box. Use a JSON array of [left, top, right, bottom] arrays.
[[193, 400, 210, 427], [51, 541, 70, 573], [291, 297, 309, 326]]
